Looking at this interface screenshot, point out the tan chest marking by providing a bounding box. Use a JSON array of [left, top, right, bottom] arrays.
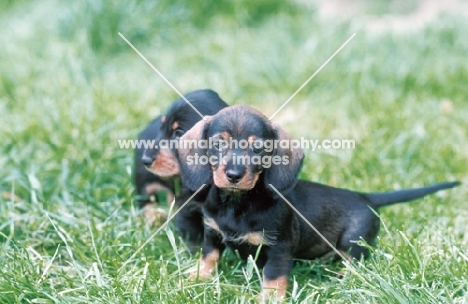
[[204, 217, 276, 246]]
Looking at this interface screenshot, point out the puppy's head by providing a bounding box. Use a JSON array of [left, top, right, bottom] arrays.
[[143, 89, 228, 178], [178, 105, 304, 194]]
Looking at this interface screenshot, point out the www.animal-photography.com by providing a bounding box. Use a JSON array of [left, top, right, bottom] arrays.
[[1, 0, 467, 303]]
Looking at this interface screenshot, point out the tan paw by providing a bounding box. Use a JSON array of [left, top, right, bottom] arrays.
[[141, 203, 167, 226]]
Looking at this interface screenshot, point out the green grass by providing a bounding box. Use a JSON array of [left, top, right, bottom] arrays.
[[1, 0, 467, 302]]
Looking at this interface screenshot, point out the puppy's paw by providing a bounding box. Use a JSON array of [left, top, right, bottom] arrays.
[[188, 268, 213, 281], [141, 203, 167, 226], [187, 260, 215, 281], [188, 249, 220, 280], [256, 289, 286, 303], [258, 276, 287, 302]]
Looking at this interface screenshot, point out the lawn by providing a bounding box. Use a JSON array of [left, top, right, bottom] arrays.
[[0, 0, 467, 303]]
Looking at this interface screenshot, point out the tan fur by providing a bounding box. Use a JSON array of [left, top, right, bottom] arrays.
[[149, 147, 180, 177], [141, 203, 167, 226], [190, 249, 220, 280], [213, 165, 260, 190], [235, 231, 276, 246], [218, 131, 231, 140], [247, 135, 257, 143], [213, 166, 228, 188], [145, 182, 172, 196], [1, 191, 21, 203], [204, 217, 220, 232], [145, 182, 175, 204], [235, 171, 260, 190], [261, 275, 288, 300], [204, 217, 276, 246]]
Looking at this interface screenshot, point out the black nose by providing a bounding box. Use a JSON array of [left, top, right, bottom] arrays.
[[141, 154, 154, 167], [226, 168, 244, 184]]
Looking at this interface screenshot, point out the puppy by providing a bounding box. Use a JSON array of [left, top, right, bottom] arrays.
[[177, 105, 460, 299], [134, 115, 176, 224], [134, 89, 228, 248]]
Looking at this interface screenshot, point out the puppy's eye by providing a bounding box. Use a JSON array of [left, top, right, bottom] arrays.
[[213, 141, 222, 151], [252, 140, 263, 154], [213, 140, 227, 151], [174, 129, 184, 139]]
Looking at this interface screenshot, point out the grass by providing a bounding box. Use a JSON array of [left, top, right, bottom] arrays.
[[1, 0, 467, 302]]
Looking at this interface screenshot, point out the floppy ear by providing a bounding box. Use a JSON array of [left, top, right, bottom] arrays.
[[177, 116, 213, 191], [264, 122, 304, 194]]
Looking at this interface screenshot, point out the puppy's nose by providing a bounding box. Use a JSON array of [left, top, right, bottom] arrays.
[[141, 154, 154, 168], [226, 168, 244, 184]]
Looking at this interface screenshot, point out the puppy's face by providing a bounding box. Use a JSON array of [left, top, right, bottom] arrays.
[[206, 108, 275, 192], [143, 114, 184, 178], [142, 89, 228, 180], [178, 105, 304, 194]]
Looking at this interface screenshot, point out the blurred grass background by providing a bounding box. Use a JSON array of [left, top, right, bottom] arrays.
[[0, 0, 467, 302]]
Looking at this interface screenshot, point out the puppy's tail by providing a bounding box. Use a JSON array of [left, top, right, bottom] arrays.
[[363, 181, 460, 208]]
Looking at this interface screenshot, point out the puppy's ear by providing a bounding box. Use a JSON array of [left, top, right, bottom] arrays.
[[177, 116, 213, 191], [264, 122, 304, 193]]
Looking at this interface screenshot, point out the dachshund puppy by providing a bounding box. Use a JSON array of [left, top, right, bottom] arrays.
[[177, 105, 460, 299], [134, 115, 176, 224], [134, 89, 228, 248]]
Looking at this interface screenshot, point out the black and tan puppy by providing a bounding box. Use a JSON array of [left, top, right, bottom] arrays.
[[134, 115, 176, 223], [177, 105, 460, 299], [134, 89, 228, 248]]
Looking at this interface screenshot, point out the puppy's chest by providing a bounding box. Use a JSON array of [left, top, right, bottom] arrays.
[[204, 215, 277, 247]]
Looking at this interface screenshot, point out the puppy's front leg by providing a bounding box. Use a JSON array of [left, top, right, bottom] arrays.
[[260, 246, 293, 300], [191, 229, 225, 280]]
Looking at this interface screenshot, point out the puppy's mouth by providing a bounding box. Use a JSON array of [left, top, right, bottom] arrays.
[[213, 169, 259, 192], [219, 185, 253, 193], [146, 166, 179, 179]]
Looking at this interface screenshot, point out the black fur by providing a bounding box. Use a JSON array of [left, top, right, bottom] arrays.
[[134, 115, 174, 207], [134, 89, 228, 250], [362, 181, 460, 207], [177, 105, 460, 296]]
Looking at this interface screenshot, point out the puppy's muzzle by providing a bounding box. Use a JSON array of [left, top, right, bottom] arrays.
[[225, 168, 245, 184], [142, 153, 154, 168]]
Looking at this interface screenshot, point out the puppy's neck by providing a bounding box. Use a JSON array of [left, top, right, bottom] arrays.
[[219, 189, 245, 204]]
